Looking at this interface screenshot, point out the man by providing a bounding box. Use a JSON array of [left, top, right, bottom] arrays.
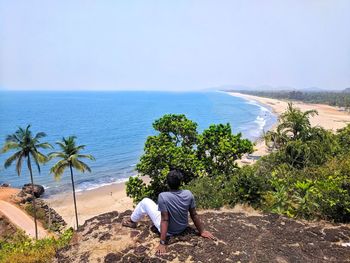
[[122, 170, 215, 255]]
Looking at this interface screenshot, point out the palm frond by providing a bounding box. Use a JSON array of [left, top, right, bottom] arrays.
[[15, 152, 24, 176], [4, 151, 22, 169], [50, 136, 94, 179], [5, 134, 21, 143], [56, 141, 69, 151], [304, 109, 318, 117], [34, 132, 47, 140], [48, 152, 66, 160], [77, 154, 95, 161], [76, 145, 86, 151], [50, 160, 69, 180], [31, 149, 48, 164], [71, 157, 91, 173], [1, 141, 19, 153], [35, 142, 53, 149]]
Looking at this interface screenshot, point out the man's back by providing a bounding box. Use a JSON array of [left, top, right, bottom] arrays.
[[158, 189, 195, 235]]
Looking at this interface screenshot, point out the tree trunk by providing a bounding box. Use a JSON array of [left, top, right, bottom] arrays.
[[27, 155, 38, 240], [70, 164, 79, 230]]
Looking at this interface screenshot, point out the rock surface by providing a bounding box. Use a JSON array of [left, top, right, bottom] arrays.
[[55, 209, 350, 263], [21, 183, 45, 198], [35, 199, 67, 232], [15, 184, 45, 203]]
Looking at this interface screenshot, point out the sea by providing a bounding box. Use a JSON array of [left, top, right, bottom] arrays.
[[0, 91, 276, 196]]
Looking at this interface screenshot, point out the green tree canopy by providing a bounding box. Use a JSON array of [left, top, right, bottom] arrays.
[[126, 114, 253, 203], [198, 124, 253, 177]]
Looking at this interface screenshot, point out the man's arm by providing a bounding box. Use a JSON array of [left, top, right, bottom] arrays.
[[189, 207, 215, 239], [156, 211, 169, 255]]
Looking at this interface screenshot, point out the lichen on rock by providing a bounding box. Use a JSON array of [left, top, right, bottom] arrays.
[[55, 209, 350, 263]]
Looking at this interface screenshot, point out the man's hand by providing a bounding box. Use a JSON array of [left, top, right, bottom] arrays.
[[156, 244, 167, 255], [200, 230, 215, 240]]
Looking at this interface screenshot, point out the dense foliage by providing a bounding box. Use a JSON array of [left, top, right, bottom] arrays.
[[126, 114, 253, 202], [234, 90, 350, 110], [188, 104, 350, 223], [0, 228, 73, 263]]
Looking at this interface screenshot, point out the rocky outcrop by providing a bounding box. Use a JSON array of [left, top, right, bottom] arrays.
[[11, 184, 67, 233], [35, 199, 67, 233], [14, 184, 45, 204], [55, 209, 350, 263]]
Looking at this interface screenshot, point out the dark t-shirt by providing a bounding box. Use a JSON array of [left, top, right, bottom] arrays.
[[158, 189, 196, 235]]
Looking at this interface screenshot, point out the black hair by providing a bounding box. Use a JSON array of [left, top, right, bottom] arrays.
[[167, 170, 183, 190]]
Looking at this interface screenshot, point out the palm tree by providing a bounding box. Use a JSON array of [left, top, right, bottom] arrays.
[[264, 126, 289, 151], [1, 125, 52, 239], [49, 136, 95, 229], [279, 102, 318, 140]]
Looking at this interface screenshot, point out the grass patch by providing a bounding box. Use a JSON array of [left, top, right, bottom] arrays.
[[0, 228, 73, 263]]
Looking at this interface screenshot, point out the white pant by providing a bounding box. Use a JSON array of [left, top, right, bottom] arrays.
[[130, 198, 161, 232]]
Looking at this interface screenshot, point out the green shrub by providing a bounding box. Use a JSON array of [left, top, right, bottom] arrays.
[[187, 166, 266, 209], [313, 176, 350, 222], [24, 204, 46, 221], [126, 176, 152, 204], [226, 166, 266, 206], [186, 176, 225, 209], [0, 228, 73, 263]]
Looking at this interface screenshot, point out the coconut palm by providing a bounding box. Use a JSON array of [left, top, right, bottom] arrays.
[[1, 125, 52, 239], [49, 136, 95, 229], [264, 126, 289, 151], [279, 102, 318, 140]]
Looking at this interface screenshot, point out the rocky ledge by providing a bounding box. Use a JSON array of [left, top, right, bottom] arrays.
[[55, 209, 350, 263]]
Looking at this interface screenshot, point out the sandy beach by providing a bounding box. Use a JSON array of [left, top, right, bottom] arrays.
[[43, 182, 134, 228], [229, 92, 350, 165], [3, 93, 350, 228]]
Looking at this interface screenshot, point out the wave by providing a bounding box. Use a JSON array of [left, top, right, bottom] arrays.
[[254, 115, 267, 131], [240, 99, 277, 140], [75, 177, 130, 192], [246, 99, 270, 113]]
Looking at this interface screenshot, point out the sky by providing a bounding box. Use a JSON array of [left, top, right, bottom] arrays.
[[0, 0, 349, 91]]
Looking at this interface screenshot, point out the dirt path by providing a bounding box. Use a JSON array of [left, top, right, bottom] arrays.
[[0, 200, 49, 239]]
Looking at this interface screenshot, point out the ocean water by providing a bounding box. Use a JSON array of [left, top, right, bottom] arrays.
[[0, 91, 276, 195]]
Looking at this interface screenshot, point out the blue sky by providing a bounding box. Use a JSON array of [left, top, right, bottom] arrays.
[[0, 1, 349, 91]]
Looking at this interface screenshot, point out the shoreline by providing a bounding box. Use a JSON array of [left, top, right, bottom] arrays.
[[43, 176, 150, 227], [229, 92, 350, 165], [43, 181, 133, 227], [4, 92, 350, 228]]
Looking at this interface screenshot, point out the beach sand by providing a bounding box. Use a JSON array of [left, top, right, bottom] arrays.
[[43, 182, 134, 228], [0, 187, 20, 202], [7, 93, 350, 228], [229, 92, 350, 165]]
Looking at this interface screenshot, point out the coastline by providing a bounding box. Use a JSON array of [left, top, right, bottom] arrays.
[[4, 92, 350, 228], [229, 92, 350, 165], [43, 176, 149, 227], [43, 182, 134, 227]]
